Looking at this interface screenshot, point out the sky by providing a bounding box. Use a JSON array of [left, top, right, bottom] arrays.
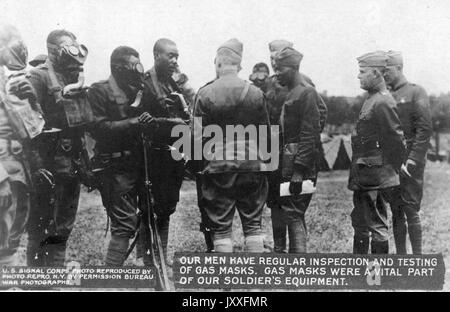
[[2, 0, 450, 96]]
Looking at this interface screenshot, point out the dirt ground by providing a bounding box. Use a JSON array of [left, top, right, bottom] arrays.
[[15, 161, 450, 291]]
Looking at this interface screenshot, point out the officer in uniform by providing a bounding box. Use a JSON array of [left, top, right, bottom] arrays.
[[88, 46, 156, 266], [384, 51, 432, 254], [141, 38, 189, 258], [0, 24, 44, 265], [27, 29, 90, 266], [266, 40, 327, 253], [193, 39, 271, 253], [271, 47, 322, 253], [350, 51, 405, 254]]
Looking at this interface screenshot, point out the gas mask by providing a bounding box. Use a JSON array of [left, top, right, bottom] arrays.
[[0, 39, 28, 71], [112, 62, 145, 92], [48, 42, 88, 84]]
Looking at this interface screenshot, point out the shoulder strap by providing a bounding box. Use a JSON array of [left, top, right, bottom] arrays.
[[149, 68, 165, 101], [239, 81, 250, 104], [46, 61, 63, 101]]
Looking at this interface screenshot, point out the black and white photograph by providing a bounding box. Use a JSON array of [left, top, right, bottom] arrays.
[[0, 0, 448, 297]]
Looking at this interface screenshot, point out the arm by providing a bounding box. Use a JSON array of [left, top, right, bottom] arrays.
[[293, 88, 321, 171], [88, 86, 140, 138], [409, 86, 432, 163], [28, 69, 47, 111], [375, 99, 405, 168]]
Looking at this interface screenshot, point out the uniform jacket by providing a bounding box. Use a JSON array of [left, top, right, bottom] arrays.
[[279, 79, 322, 181], [390, 77, 432, 164], [88, 76, 141, 156], [348, 85, 405, 191], [265, 73, 327, 131], [29, 61, 84, 175], [193, 71, 271, 174], [142, 67, 189, 146]]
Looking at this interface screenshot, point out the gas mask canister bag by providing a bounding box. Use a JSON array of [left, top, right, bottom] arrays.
[[46, 44, 94, 129]]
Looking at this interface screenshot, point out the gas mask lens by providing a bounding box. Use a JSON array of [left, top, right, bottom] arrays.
[[134, 62, 144, 74], [59, 43, 88, 65]]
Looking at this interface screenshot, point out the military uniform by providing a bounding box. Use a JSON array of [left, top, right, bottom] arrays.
[[141, 67, 188, 255], [194, 39, 271, 252], [27, 60, 87, 266], [266, 52, 326, 254], [88, 75, 144, 266], [194, 71, 270, 252], [349, 53, 405, 254], [388, 74, 432, 254], [0, 71, 31, 266]]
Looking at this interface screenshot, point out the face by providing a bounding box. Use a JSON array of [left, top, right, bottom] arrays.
[[357, 67, 379, 90], [383, 65, 401, 86], [113, 55, 143, 95], [155, 43, 179, 77], [53, 35, 85, 81], [274, 64, 295, 86]]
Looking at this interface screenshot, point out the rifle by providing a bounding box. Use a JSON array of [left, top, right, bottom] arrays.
[[140, 132, 171, 291]]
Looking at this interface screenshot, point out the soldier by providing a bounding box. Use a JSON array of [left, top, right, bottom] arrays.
[[271, 47, 322, 253], [0, 24, 44, 265], [141, 38, 189, 258], [27, 29, 90, 266], [249, 62, 270, 92], [88, 46, 156, 266], [266, 40, 327, 253], [384, 51, 432, 254], [193, 39, 271, 252], [350, 51, 405, 254]]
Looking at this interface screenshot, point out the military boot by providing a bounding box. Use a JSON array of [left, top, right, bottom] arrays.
[[271, 206, 287, 253], [288, 220, 307, 253], [105, 235, 129, 266], [392, 217, 407, 254], [46, 240, 68, 267], [353, 235, 369, 254], [408, 222, 422, 255], [371, 240, 389, 254], [26, 238, 46, 266], [244, 235, 264, 253]]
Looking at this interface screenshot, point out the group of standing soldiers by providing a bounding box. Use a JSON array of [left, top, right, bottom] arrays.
[[0, 23, 432, 270]]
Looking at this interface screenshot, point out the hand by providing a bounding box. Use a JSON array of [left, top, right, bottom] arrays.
[[289, 171, 303, 196], [9, 79, 37, 105], [0, 179, 12, 210], [138, 112, 154, 125], [33, 168, 55, 188]]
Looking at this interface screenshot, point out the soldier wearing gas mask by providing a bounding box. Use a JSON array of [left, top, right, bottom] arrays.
[[27, 29, 91, 266], [88, 46, 156, 266], [140, 38, 189, 261], [249, 62, 270, 92], [0, 24, 44, 266]]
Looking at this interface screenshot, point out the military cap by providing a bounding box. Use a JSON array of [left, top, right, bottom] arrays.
[[357, 51, 388, 67], [268, 39, 293, 53], [29, 54, 47, 67], [386, 50, 403, 66], [274, 47, 303, 67], [217, 38, 243, 58]]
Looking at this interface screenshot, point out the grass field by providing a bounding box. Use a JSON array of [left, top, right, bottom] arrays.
[[15, 161, 450, 291]]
